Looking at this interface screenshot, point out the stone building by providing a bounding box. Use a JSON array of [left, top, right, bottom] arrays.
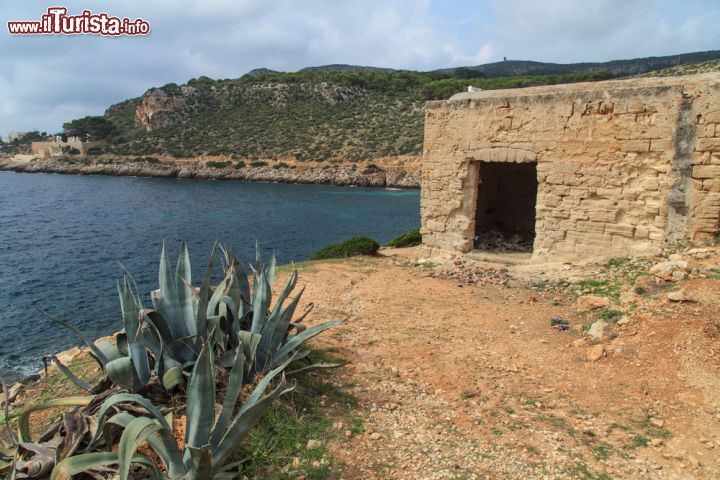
[[31, 137, 101, 158], [420, 73, 720, 262]]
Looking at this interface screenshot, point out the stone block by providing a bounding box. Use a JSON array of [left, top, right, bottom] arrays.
[[693, 165, 720, 179], [621, 140, 650, 152], [696, 137, 720, 152], [605, 224, 635, 238]]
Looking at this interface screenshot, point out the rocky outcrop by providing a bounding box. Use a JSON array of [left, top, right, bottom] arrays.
[[135, 87, 190, 132], [0, 157, 420, 188]]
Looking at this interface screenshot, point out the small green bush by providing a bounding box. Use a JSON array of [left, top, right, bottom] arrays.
[[206, 160, 232, 168], [311, 236, 380, 260], [385, 228, 421, 248], [234, 160, 246, 169], [251, 161, 268, 167]]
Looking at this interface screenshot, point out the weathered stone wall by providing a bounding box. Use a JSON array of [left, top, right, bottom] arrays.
[[421, 73, 720, 262]]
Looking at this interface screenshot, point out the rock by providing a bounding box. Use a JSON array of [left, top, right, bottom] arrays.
[[577, 295, 610, 312], [671, 270, 687, 281], [587, 344, 605, 362], [587, 320, 607, 339], [616, 316, 630, 326], [370, 432, 383, 440], [0, 383, 22, 407], [651, 438, 664, 447], [306, 439, 322, 449], [291, 457, 302, 469], [344, 430, 353, 438], [572, 338, 586, 347], [667, 289, 692, 302], [649, 260, 689, 281], [651, 418, 665, 428]]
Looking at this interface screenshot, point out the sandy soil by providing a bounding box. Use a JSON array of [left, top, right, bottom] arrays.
[[293, 251, 720, 480]]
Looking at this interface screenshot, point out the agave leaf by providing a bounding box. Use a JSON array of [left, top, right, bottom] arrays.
[[118, 278, 151, 386], [266, 253, 277, 291], [214, 376, 294, 467], [162, 365, 185, 391], [250, 269, 270, 335], [1, 371, 17, 443], [263, 285, 305, 369], [210, 348, 245, 448], [105, 357, 141, 392], [256, 272, 298, 365], [238, 331, 261, 368], [18, 396, 92, 443], [88, 392, 171, 451], [105, 412, 184, 477], [117, 416, 165, 480], [176, 241, 198, 340], [184, 341, 215, 451], [195, 244, 217, 342], [94, 341, 124, 364], [43, 355, 92, 392], [271, 320, 343, 367], [184, 445, 212, 478], [37, 309, 109, 366], [51, 452, 158, 480]]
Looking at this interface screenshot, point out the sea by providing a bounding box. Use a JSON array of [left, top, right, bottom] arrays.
[[0, 172, 420, 381]]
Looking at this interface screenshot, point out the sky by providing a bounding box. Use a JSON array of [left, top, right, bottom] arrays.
[[2, 0, 719, 135]]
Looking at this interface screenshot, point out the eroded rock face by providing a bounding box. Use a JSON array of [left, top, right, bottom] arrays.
[[135, 87, 190, 132]]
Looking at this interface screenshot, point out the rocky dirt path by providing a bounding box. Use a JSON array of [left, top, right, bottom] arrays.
[[296, 254, 720, 480]]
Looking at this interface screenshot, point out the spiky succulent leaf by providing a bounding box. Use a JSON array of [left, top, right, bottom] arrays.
[[184, 342, 215, 452], [37, 309, 109, 366], [51, 452, 158, 480], [271, 320, 343, 367], [18, 396, 92, 443], [210, 348, 245, 448]]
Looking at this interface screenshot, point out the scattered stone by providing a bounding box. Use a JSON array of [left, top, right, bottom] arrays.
[[291, 457, 302, 469], [667, 289, 691, 302], [306, 439, 322, 449], [616, 316, 630, 326], [370, 432, 383, 440], [651, 438, 664, 447], [577, 295, 610, 312], [587, 320, 607, 339], [587, 344, 605, 362]]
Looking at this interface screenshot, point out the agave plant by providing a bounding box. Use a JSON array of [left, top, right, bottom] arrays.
[[52, 340, 295, 479], [42, 242, 343, 395]]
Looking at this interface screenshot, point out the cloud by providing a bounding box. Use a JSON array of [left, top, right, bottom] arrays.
[[1, 0, 718, 134]]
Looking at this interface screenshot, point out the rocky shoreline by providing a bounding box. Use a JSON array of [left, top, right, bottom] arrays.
[[0, 157, 421, 188]]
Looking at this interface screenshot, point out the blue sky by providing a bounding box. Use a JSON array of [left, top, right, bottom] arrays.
[[2, 0, 719, 135]]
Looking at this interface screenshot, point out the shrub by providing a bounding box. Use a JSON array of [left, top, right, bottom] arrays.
[[385, 228, 422, 248], [206, 160, 232, 169], [251, 161, 268, 167], [272, 162, 290, 169], [311, 236, 380, 260], [234, 160, 246, 169]]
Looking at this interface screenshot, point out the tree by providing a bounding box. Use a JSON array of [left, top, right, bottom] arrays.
[[63, 116, 118, 141], [452, 67, 486, 79]]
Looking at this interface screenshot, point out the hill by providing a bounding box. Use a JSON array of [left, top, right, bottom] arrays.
[[96, 50, 720, 162]]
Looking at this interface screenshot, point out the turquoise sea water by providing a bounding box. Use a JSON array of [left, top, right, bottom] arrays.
[[0, 172, 419, 380]]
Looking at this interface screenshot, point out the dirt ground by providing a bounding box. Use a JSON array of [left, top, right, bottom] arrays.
[[295, 249, 720, 480]]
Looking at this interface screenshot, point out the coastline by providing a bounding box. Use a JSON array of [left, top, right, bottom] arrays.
[[0, 157, 421, 188]]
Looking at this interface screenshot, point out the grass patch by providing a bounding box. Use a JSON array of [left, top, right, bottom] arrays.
[[231, 350, 356, 479], [310, 236, 379, 260], [384, 228, 421, 248], [575, 280, 622, 299], [599, 308, 623, 321]]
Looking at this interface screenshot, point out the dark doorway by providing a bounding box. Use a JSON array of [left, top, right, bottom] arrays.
[[474, 162, 537, 251]]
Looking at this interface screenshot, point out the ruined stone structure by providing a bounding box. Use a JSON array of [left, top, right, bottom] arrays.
[[421, 73, 720, 262]]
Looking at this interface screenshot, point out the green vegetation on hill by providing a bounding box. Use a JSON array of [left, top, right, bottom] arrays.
[[94, 51, 720, 161], [104, 69, 615, 161]]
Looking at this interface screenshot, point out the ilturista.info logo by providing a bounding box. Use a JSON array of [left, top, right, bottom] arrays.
[[7, 7, 150, 36]]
